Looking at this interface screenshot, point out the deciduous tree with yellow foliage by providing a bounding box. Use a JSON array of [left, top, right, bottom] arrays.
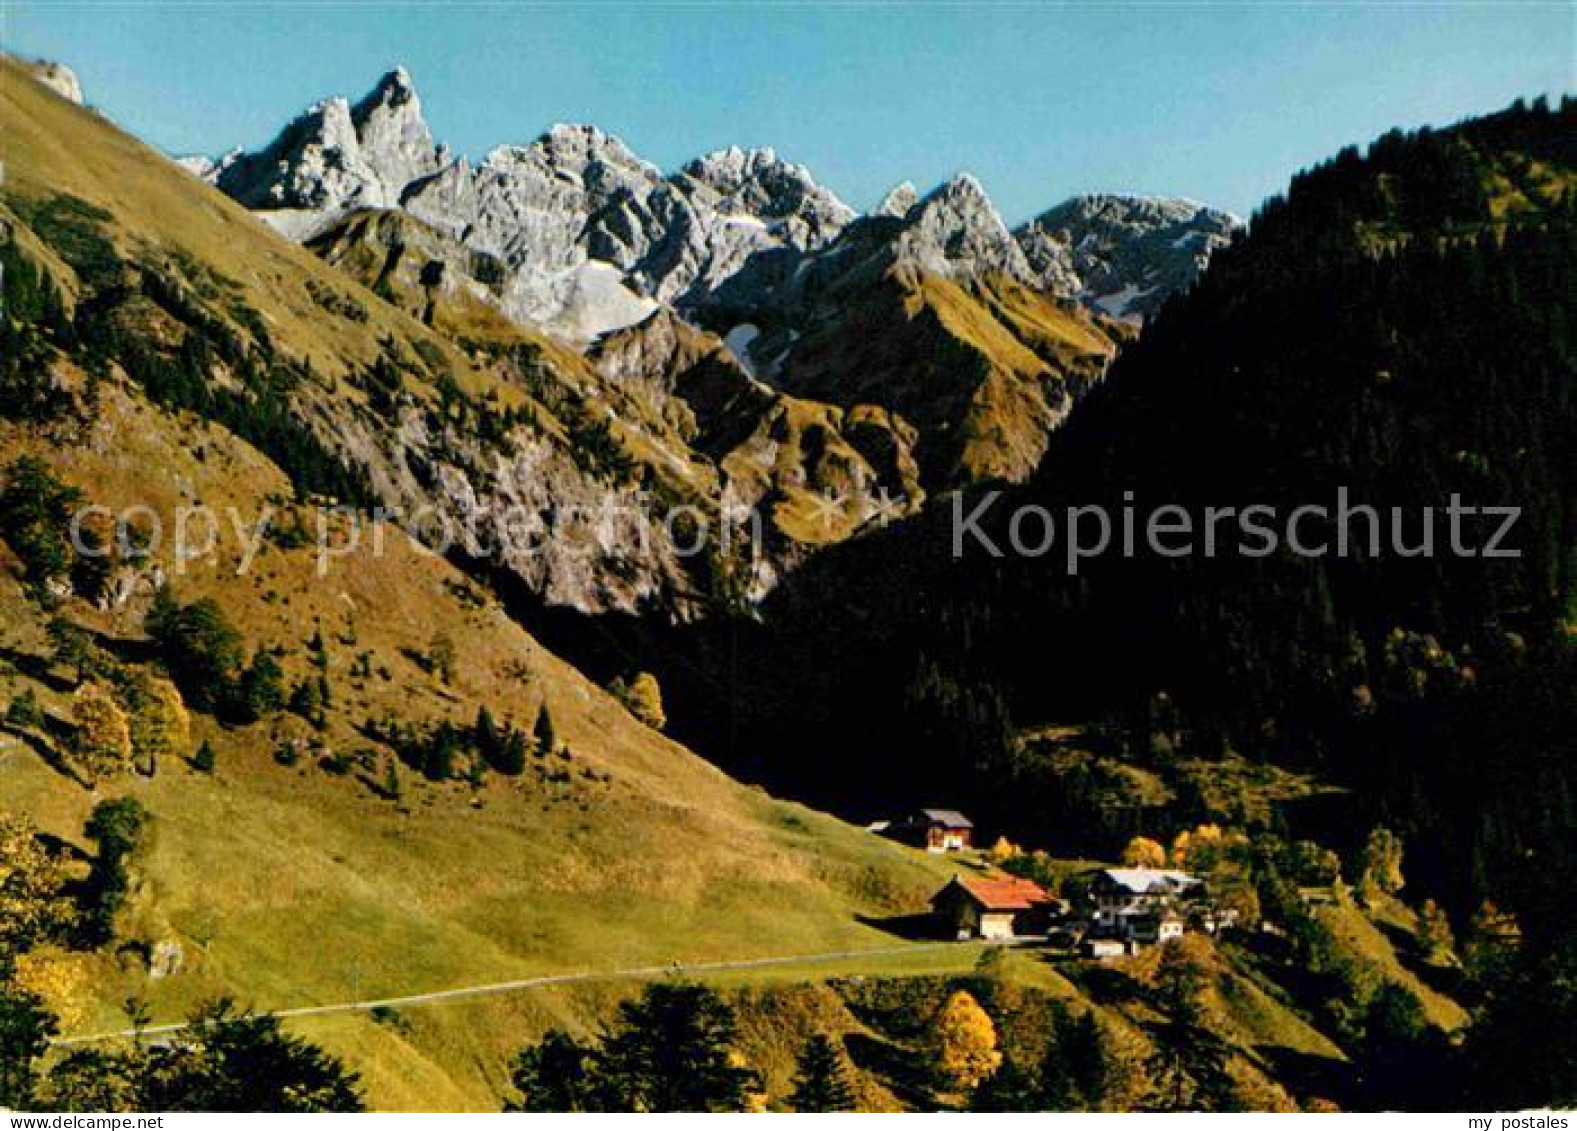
[[1122, 836, 1167, 869], [986, 837, 1021, 864], [1417, 899, 1455, 966], [931, 989, 1001, 1091], [123, 674, 190, 776], [71, 681, 133, 785], [0, 812, 69, 958], [1358, 826, 1405, 905], [9, 946, 89, 1031]]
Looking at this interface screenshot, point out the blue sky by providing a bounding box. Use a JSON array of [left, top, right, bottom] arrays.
[[6, 2, 1572, 221]]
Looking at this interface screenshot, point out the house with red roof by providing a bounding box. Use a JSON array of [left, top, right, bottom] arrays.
[[930, 875, 1059, 940]]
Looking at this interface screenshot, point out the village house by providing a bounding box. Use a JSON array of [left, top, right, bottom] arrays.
[[876, 808, 974, 852], [1080, 936, 1127, 960], [1089, 867, 1203, 942], [1127, 906, 1187, 946], [931, 875, 1057, 940], [925, 864, 1221, 956]]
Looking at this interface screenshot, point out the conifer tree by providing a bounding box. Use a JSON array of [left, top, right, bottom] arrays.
[[506, 1030, 599, 1112], [474, 706, 498, 753], [383, 758, 402, 803], [789, 1034, 856, 1112], [0, 457, 81, 590], [970, 1055, 1040, 1112], [533, 705, 558, 756], [5, 688, 45, 731], [596, 982, 759, 1112], [46, 617, 96, 684]]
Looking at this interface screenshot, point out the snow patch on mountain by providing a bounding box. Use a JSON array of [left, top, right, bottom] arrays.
[[1092, 283, 1155, 322], [723, 323, 762, 377]]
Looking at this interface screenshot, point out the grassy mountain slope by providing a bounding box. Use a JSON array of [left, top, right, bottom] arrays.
[[0, 363, 952, 930], [0, 59, 973, 1108], [775, 265, 1117, 487], [1, 60, 444, 382], [0, 349, 963, 1109]]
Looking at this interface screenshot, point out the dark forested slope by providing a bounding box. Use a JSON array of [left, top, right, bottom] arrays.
[[623, 97, 1576, 938]]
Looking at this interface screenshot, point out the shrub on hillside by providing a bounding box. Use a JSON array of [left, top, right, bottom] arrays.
[[609, 672, 666, 731], [114, 672, 189, 776], [5, 688, 46, 731], [145, 591, 242, 712], [78, 798, 152, 946], [70, 682, 133, 785], [145, 591, 284, 724]]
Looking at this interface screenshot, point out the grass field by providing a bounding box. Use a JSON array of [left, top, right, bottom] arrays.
[[0, 373, 961, 1109]]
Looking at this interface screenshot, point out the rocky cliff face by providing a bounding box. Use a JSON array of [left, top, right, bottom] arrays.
[[297, 202, 924, 607], [177, 65, 1232, 597], [683, 146, 853, 238], [25, 60, 83, 104], [586, 309, 925, 591], [714, 173, 1119, 488], [204, 72, 858, 343], [1015, 194, 1241, 321], [212, 68, 443, 240], [713, 171, 1040, 340], [890, 174, 1036, 284], [200, 67, 1232, 346]]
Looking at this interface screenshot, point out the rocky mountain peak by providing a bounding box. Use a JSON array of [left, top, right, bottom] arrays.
[[210, 68, 443, 237], [1015, 192, 1242, 320], [929, 171, 992, 206], [685, 144, 775, 186], [196, 64, 1235, 338], [362, 64, 416, 102], [874, 181, 919, 219], [349, 66, 442, 199], [891, 172, 1033, 283], [1052, 192, 1238, 229], [682, 145, 854, 234], [533, 122, 657, 180]]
